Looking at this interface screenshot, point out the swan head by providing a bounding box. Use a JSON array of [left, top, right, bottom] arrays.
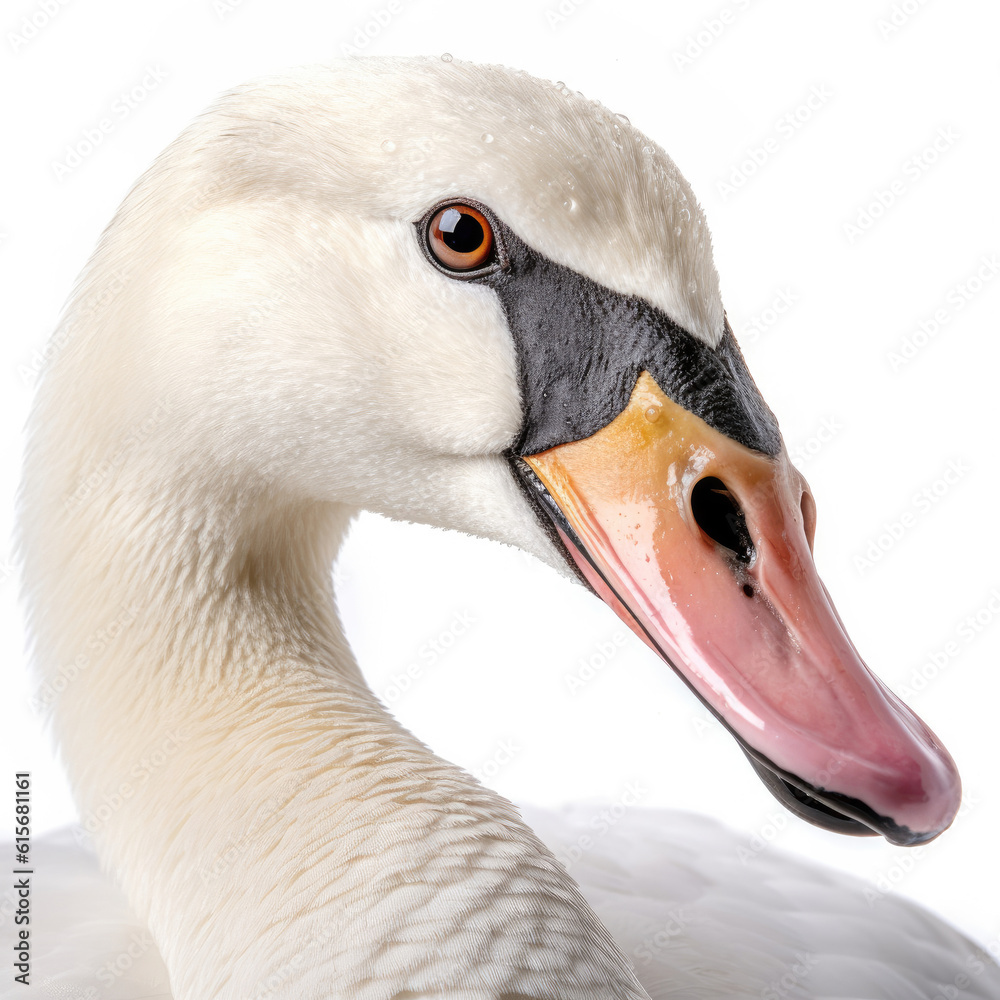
[[31, 56, 960, 846]]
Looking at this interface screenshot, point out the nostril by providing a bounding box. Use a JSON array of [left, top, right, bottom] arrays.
[[691, 476, 755, 565]]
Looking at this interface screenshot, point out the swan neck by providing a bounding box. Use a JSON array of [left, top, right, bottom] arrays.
[[21, 381, 649, 1000]]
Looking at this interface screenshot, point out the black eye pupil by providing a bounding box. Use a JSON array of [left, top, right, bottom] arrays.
[[439, 208, 485, 254]]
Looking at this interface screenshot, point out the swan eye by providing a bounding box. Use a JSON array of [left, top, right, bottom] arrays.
[[426, 203, 495, 271]]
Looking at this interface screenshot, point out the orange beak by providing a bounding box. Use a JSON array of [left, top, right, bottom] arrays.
[[521, 371, 960, 844]]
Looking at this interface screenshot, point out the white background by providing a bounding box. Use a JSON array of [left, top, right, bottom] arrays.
[[2, 0, 998, 957]]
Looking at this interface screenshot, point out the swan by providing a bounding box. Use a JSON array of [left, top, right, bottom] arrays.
[[13, 56, 998, 999]]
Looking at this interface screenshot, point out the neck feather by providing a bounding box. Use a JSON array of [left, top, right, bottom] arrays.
[[21, 450, 647, 999]]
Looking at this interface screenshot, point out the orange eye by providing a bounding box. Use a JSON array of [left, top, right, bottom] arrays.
[[427, 203, 495, 271]]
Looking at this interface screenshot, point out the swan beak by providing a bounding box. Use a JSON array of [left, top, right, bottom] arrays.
[[520, 371, 961, 845]]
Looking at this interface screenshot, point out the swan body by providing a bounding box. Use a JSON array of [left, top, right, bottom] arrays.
[[11, 57, 996, 999], [18, 812, 999, 1000]]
